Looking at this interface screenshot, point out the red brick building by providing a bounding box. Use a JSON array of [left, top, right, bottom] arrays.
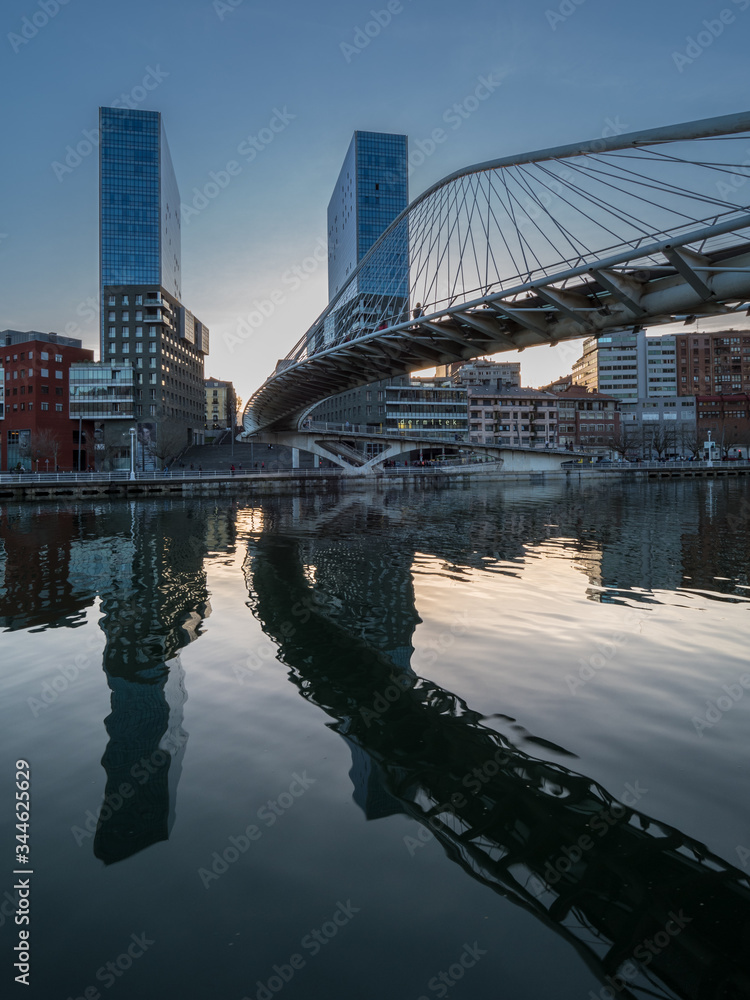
[[675, 330, 750, 395], [696, 393, 750, 458], [555, 386, 621, 453], [1, 331, 94, 471]]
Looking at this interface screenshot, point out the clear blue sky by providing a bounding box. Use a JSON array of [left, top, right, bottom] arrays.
[[1, 0, 748, 403]]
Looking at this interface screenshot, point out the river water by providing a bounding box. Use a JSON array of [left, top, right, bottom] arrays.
[[1, 478, 749, 1000]]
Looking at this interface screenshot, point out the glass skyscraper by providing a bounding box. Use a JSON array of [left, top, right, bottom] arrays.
[[310, 131, 409, 427], [327, 130, 408, 301], [99, 107, 208, 450], [100, 107, 181, 303]]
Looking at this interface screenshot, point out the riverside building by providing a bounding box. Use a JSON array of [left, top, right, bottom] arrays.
[[1, 330, 94, 470], [468, 386, 558, 448], [310, 131, 409, 427], [100, 106, 208, 449]]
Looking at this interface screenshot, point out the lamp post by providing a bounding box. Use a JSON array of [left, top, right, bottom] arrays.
[[129, 426, 137, 480], [707, 429, 713, 467]]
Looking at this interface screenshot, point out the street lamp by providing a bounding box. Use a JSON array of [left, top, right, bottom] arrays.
[[129, 426, 137, 480], [706, 429, 713, 467]]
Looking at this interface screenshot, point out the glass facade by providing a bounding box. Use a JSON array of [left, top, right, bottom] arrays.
[[100, 108, 181, 305], [321, 131, 408, 352], [327, 131, 407, 300], [385, 383, 468, 437], [69, 362, 135, 419], [354, 132, 408, 270]]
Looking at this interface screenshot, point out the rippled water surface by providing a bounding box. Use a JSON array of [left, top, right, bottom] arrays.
[[1, 478, 749, 1000]]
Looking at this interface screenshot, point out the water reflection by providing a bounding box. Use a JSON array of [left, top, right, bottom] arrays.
[[0, 501, 226, 864], [92, 503, 216, 864], [243, 486, 750, 1000]]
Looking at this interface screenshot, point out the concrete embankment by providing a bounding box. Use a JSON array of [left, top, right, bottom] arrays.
[[0, 463, 748, 503]]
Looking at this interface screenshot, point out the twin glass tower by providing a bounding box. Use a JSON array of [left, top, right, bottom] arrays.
[[99, 107, 207, 445], [311, 131, 409, 425]]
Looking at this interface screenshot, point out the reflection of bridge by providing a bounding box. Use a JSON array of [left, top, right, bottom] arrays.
[[242, 112, 750, 464], [242, 500, 750, 1000]]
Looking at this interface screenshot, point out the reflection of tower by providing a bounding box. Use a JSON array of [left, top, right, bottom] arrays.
[[94, 503, 211, 864], [297, 534, 420, 668], [246, 519, 750, 1000], [345, 740, 405, 821]]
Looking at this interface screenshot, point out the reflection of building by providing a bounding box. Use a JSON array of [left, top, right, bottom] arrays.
[[0, 508, 95, 630], [1, 330, 95, 470], [100, 107, 208, 446], [310, 131, 410, 426], [69, 502, 213, 864], [346, 741, 405, 821], [247, 511, 750, 1000]]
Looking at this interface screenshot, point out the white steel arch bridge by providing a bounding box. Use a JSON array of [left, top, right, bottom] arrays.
[[242, 111, 750, 437]]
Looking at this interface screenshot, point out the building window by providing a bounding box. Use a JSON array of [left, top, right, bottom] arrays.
[[122, 295, 129, 306], [149, 342, 157, 353], [55, 403, 63, 412], [41, 351, 49, 360], [55, 370, 63, 379], [41, 402, 49, 411], [135, 294, 143, 305], [135, 342, 143, 353], [108, 295, 116, 306], [122, 343, 129, 353], [55, 354, 62, 363], [135, 326, 142, 337], [40, 368, 49, 377], [122, 327, 129, 338]]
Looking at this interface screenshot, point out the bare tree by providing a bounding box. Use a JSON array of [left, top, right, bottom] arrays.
[[151, 415, 188, 467], [653, 424, 676, 459], [606, 424, 638, 460], [680, 425, 703, 460], [642, 424, 675, 460], [25, 429, 64, 471]]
